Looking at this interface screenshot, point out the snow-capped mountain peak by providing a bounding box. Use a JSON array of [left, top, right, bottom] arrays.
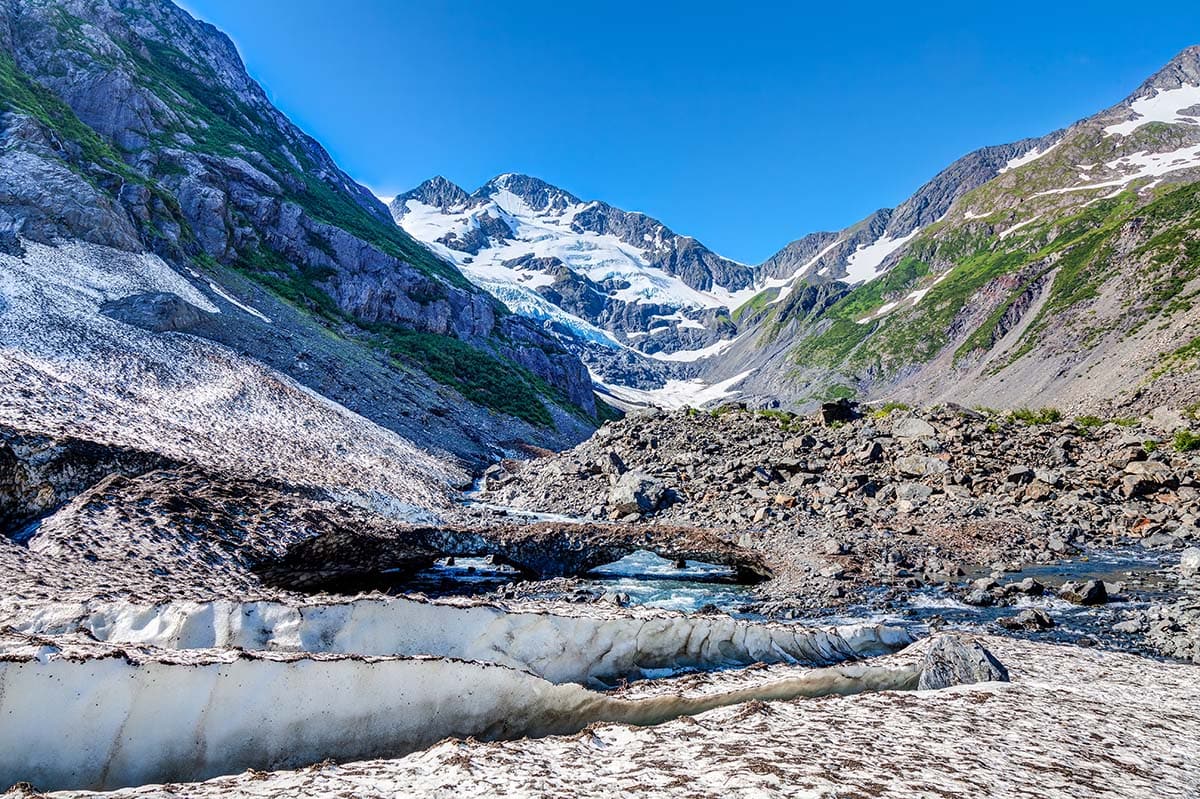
[[474, 173, 581, 214], [390, 174, 755, 364]]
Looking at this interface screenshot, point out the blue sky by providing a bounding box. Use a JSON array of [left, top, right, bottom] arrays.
[[180, 0, 1200, 263]]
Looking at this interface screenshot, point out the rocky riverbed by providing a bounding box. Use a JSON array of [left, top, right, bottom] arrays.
[[466, 402, 1200, 661]]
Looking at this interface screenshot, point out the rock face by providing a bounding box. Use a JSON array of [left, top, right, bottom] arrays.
[[0, 0, 597, 436]]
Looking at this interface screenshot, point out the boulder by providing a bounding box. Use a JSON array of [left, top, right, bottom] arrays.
[[963, 588, 994, 607], [1149, 406, 1187, 433], [856, 440, 883, 464], [1024, 480, 1055, 501], [896, 483, 933, 502], [893, 418, 936, 440], [607, 471, 665, 516], [100, 292, 211, 332], [1112, 617, 1145, 634], [1180, 547, 1200, 579], [1124, 460, 1173, 482], [918, 636, 1010, 690], [1006, 577, 1045, 596], [1058, 579, 1108, 606], [1005, 466, 1034, 484], [998, 608, 1055, 631], [1120, 474, 1155, 498], [819, 399, 859, 425], [896, 454, 948, 477]]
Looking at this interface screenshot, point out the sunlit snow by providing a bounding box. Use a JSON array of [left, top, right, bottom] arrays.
[[1033, 144, 1200, 196], [647, 337, 736, 363], [397, 196, 735, 313], [998, 141, 1060, 173], [595, 369, 755, 410], [206, 281, 271, 323], [1103, 85, 1200, 136], [843, 229, 920, 284]]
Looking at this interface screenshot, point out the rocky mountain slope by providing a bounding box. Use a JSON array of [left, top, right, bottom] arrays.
[[718, 47, 1200, 413], [479, 403, 1199, 597], [0, 0, 604, 472]]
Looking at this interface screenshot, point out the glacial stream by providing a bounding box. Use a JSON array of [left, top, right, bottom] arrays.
[[403, 545, 1180, 656]]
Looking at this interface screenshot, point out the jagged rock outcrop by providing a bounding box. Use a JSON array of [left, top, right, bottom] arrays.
[[917, 636, 1010, 689]]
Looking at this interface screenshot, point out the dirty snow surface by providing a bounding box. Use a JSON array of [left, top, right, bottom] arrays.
[[35, 636, 1200, 799], [0, 241, 458, 514]]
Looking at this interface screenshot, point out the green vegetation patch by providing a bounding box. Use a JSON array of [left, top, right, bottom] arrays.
[[1009, 407, 1063, 425], [1173, 430, 1200, 452], [732, 287, 780, 324], [0, 49, 137, 181], [872, 401, 911, 419], [373, 325, 554, 428]]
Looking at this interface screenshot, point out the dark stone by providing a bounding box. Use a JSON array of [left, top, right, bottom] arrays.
[[101, 292, 212, 333], [1006, 577, 1045, 596], [918, 636, 1010, 689], [1058, 579, 1108, 606], [818, 399, 859, 425], [997, 607, 1055, 631]]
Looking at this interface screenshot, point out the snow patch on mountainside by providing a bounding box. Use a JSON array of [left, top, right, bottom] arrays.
[[999, 141, 1060, 173], [206, 281, 271, 322], [856, 270, 953, 323], [842, 229, 921, 284], [1033, 143, 1200, 196], [741, 237, 847, 309], [1104, 84, 1200, 136], [596, 369, 755, 410], [648, 338, 736, 363]]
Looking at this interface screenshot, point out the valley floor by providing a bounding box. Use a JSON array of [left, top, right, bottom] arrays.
[[4, 376, 1200, 798]]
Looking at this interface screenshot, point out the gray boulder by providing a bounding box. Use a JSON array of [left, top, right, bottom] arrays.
[[101, 293, 212, 333], [893, 418, 936, 440], [1059, 580, 1108, 606], [918, 636, 1010, 690], [1180, 547, 1200, 578], [896, 454, 948, 477], [607, 471, 666, 516], [998, 608, 1055, 631]]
